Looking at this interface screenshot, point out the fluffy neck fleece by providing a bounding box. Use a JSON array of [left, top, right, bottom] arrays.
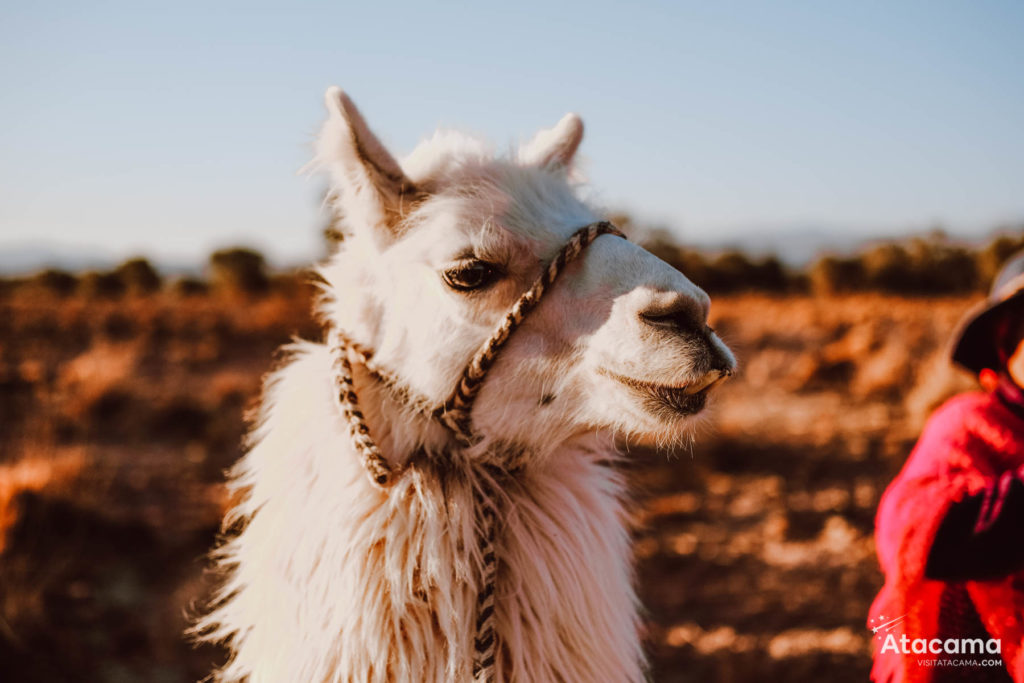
[[196, 341, 645, 683]]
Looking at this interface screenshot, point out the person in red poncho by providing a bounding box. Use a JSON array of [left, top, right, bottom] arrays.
[[870, 251, 1024, 682]]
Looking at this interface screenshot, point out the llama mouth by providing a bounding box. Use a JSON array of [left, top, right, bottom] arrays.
[[604, 369, 731, 416]]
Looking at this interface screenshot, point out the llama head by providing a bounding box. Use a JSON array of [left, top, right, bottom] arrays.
[[317, 88, 735, 459]]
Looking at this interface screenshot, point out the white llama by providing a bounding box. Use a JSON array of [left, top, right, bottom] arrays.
[[194, 87, 736, 683]]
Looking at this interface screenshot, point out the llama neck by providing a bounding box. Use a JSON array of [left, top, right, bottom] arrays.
[[201, 342, 646, 682]]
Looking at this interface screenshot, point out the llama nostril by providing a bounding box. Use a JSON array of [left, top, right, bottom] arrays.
[[639, 302, 703, 332], [639, 311, 677, 329]]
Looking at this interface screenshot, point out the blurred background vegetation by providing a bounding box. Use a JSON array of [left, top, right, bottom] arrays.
[[8, 217, 1023, 300], [1, 223, 1021, 682]]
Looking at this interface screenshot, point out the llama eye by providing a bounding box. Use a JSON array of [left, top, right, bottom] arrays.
[[442, 261, 498, 291]]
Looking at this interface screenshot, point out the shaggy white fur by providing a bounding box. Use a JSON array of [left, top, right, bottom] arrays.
[[193, 88, 735, 682]]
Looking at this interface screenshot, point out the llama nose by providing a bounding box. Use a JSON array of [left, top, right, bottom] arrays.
[[638, 293, 709, 334]]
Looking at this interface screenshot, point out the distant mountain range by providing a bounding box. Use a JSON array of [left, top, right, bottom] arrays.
[[682, 225, 903, 265], [648, 222, 1014, 267], [0, 224, 1015, 274], [0, 243, 123, 275], [0, 243, 209, 276]]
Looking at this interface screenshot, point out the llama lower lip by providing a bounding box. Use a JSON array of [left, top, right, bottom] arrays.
[[648, 383, 712, 415], [605, 371, 727, 416]]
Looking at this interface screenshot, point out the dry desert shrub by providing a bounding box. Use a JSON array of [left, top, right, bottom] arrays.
[[113, 258, 162, 295], [57, 342, 142, 419], [30, 269, 78, 297], [0, 450, 87, 553], [208, 247, 269, 295]]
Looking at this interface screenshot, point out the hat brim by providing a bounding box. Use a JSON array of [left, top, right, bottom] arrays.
[[951, 291, 1024, 374]]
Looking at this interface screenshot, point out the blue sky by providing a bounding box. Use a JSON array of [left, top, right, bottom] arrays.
[[1, 1, 1022, 266]]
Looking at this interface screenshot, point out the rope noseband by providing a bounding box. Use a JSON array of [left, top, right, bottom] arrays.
[[331, 220, 625, 681]]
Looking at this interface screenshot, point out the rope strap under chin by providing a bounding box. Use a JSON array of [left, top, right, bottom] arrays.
[[332, 341, 395, 487], [330, 220, 625, 682]]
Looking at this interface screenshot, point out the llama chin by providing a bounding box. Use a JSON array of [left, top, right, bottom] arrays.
[[192, 87, 734, 683]]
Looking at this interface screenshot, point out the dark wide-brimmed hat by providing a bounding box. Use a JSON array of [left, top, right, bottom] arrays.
[[951, 249, 1024, 374]]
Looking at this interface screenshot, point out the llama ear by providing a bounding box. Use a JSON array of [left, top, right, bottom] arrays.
[[519, 113, 584, 169], [318, 87, 420, 238]]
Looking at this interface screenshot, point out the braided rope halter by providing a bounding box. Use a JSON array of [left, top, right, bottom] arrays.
[[331, 221, 625, 681]]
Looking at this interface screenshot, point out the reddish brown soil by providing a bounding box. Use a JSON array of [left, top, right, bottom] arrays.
[[0, 289, 980, 682]]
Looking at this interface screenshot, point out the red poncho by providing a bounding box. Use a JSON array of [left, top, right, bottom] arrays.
[[871, 391, 1024, 682]]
